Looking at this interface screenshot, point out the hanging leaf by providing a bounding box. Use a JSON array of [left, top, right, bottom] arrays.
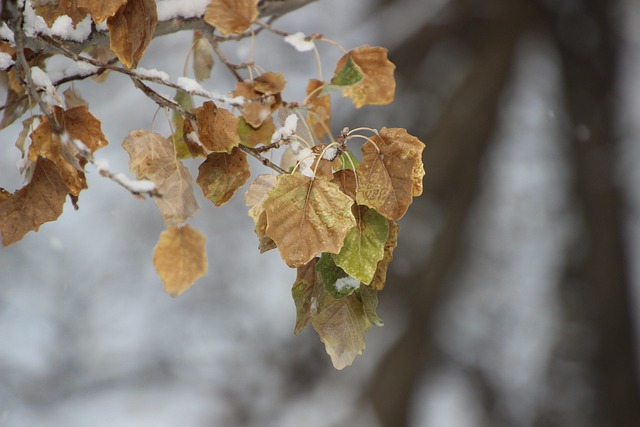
[[263, 173, 356, 267], [204, 0, 258, 35], [317, 253, 359, 299], [333, 206, 389, 285], [0, 158, 68, 246], [238, 117, 275, 148], [255, 210, 276, 253], [254, 72, 287, 95], [370, 220, 399, 291], [332, 170, 357, 200], [333, 46, 396, 108], [305, 79, 331, 140], [197, 147, 250, 207], [171, 89, 194, 159], [359, 284, 383, 326], [122, 130, 198, 226], [35, 0, 89, 26], [291, 257, 323, 335], [195, 101, 239, 153], [182, 118, 209, 158], [244, 173, 278, 221], [107, 0, 157, 68], [233, 79, 281, 128], [78, 0, 127, 24], [153, 224, 207, 297], [355, 127, 425, 220], [1, 69, 29, 130], [193, 31, 215, 82]]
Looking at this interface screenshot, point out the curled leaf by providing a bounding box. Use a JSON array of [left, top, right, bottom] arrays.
[[153, 224, 207, 297], [78, 0, 127, 24], [370, 220, 399, 291], [197, 147, 250, 207], [107, 0, 158, 68], [263, 173, 356, 267], [333, 45, 396, 108]]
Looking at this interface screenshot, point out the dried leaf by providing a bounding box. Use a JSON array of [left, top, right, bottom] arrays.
[[63, 88, 88, 109], [153, 224, 207, 297], [332, 170, 357, 200], [263, 173, 356, 267], [122, 130, 198, 226], [197, 147, 250, 207], [334, 46, 396, 108], [238, 116, 275, 148], [244, 173, 277, 220], [193, 31, 215, 82], [233, 80, 280, 128], [291, 257, 323, 335], [254, 72, 286, 95], [182, 118, 208, 158], [310, 288, 372, 370], [305, 79, 331, 140], [0, 158, 68, 246], [370, 220, 399, 291], [255, 210, 276, 253], [355, 127, 425, 220], [360, 284, 383, 326], [333, 206, 389, 285], [85, 45, 117, 82], [195, 101, 239, 153], [1, 70, 28, 130], [171, 89, 194, 159], [107, 0, 158, 68], [78, 0, 127, 23], [35, 0, 89, 26], [204, 0, 258, 35]]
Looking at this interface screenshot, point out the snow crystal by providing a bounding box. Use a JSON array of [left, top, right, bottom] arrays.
[[334, 276, 360, 293], [157, 0, 210, 20], [271, 114, 299, 143], [284, 32, 315, 52], [134, 67, 170, 83], [322, 146, 338, 161], [0, 52, 14, 70], [0, 22, 14, 43]]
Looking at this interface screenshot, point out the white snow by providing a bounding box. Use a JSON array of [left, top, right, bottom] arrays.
[[112, 173, 157, 193], [134, 67, 170, 83], [322, 145, 338, 160], [334, 276, 359, 293], [0, 52, 14, 70], [30, 66, 55, 93], [0, 22, 14, 43], [157, 0, 210, 20], [177, 76, 205, 93], [295, 147, 315, 178], [271, 113, 298, 143], [93, 158, 110, 172], [22, 2, 92, 42], [284, 32, 316, 52]]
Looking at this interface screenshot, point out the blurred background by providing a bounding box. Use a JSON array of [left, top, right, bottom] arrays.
[[1, 0, 640, 426]]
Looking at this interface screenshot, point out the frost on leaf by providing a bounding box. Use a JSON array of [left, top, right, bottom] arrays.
[[122, 130, 198, 226], [238, 117, 275, 148], [193, 31, 215, 82], [204, 0, 258, 35], [305, 79, 331, 141], [78, 0, 127, 24], [370, 220, 399, 291], [333, 46, 396, 108], [29, 105, 108, 196], [263, 173, 356, 268], [153, 224, 207, 297], [355, 127, 425, 220], [0, 158, 68, 246], [197, 147, 250, 207], [333, 206, 389, 285], [107, 0, 157, 68], [195, 101, 239, 153]]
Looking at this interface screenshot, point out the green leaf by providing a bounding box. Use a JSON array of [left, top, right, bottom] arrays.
[[171, 89, 193, 159], [337, 149, 360, 171], [333, 207, 389, 284], [317, 253, 358, 299], [330, 55, 364, 87], [359, 284, 383, 327], [196, 147, 250, 207]]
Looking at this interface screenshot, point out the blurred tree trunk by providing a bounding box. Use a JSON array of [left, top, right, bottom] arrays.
[[367, 0, 640, 426]]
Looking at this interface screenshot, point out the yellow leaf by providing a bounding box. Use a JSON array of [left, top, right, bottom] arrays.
[[153, 225, 207, 297], [253, 72, 286, 95], [107, 0, 157, 68], [193, 31, 215, 82], [197, 147, 250, 207], [204, 0, 258, 35], [263, 173, 356, 267], [122, 130, 198, 226], [78, 0, 127, 24], [0, 158, 68, 246], [334, 46, 396, 108], [355, 127, 425, 220], [305, 79, 331, 140], [195, 101, 239, 153]]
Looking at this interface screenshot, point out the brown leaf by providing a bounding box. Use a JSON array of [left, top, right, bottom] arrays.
[[107, 0, 158, 68], [245, 174, 278, 252], [370, 220, 399, 291], [63, 88, 88, 109], [193, 31, 215, 82], [332, 170, 357, 200], [182, 118, 208, 158], [355, 127, 425, 220], [232, 80, 280, 128], [35, 0, 89, 26], [204, 0, 258, 35], [0, 158, 68, 246], [195, 101, 240, 153], [291, 257, 322, 335], [1, 69, 28, 130], [85, 45, 118, 83], [263, 173, 356, 267], [153, 224, 207, 297], [255, 210, 276, 253], [334, 46, 396, 108], [238, 116, 275, 148], [0, 188, 10, 204], [254, 72, 286, 95], [305, 79, 331, 140], [78, 0, 127, 23], [122, 130, 198, 226], [197, 147, 250, 207]]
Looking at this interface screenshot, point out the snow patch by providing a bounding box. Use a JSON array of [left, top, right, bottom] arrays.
[[334, 276, 360, 293], [0, 52, 14, 70], [134, 67, 170, 83], [0, 22, 14, 43], [157, 0, 210, 20], [284, 32, 316, 52], [271, 113, 298, 143]]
